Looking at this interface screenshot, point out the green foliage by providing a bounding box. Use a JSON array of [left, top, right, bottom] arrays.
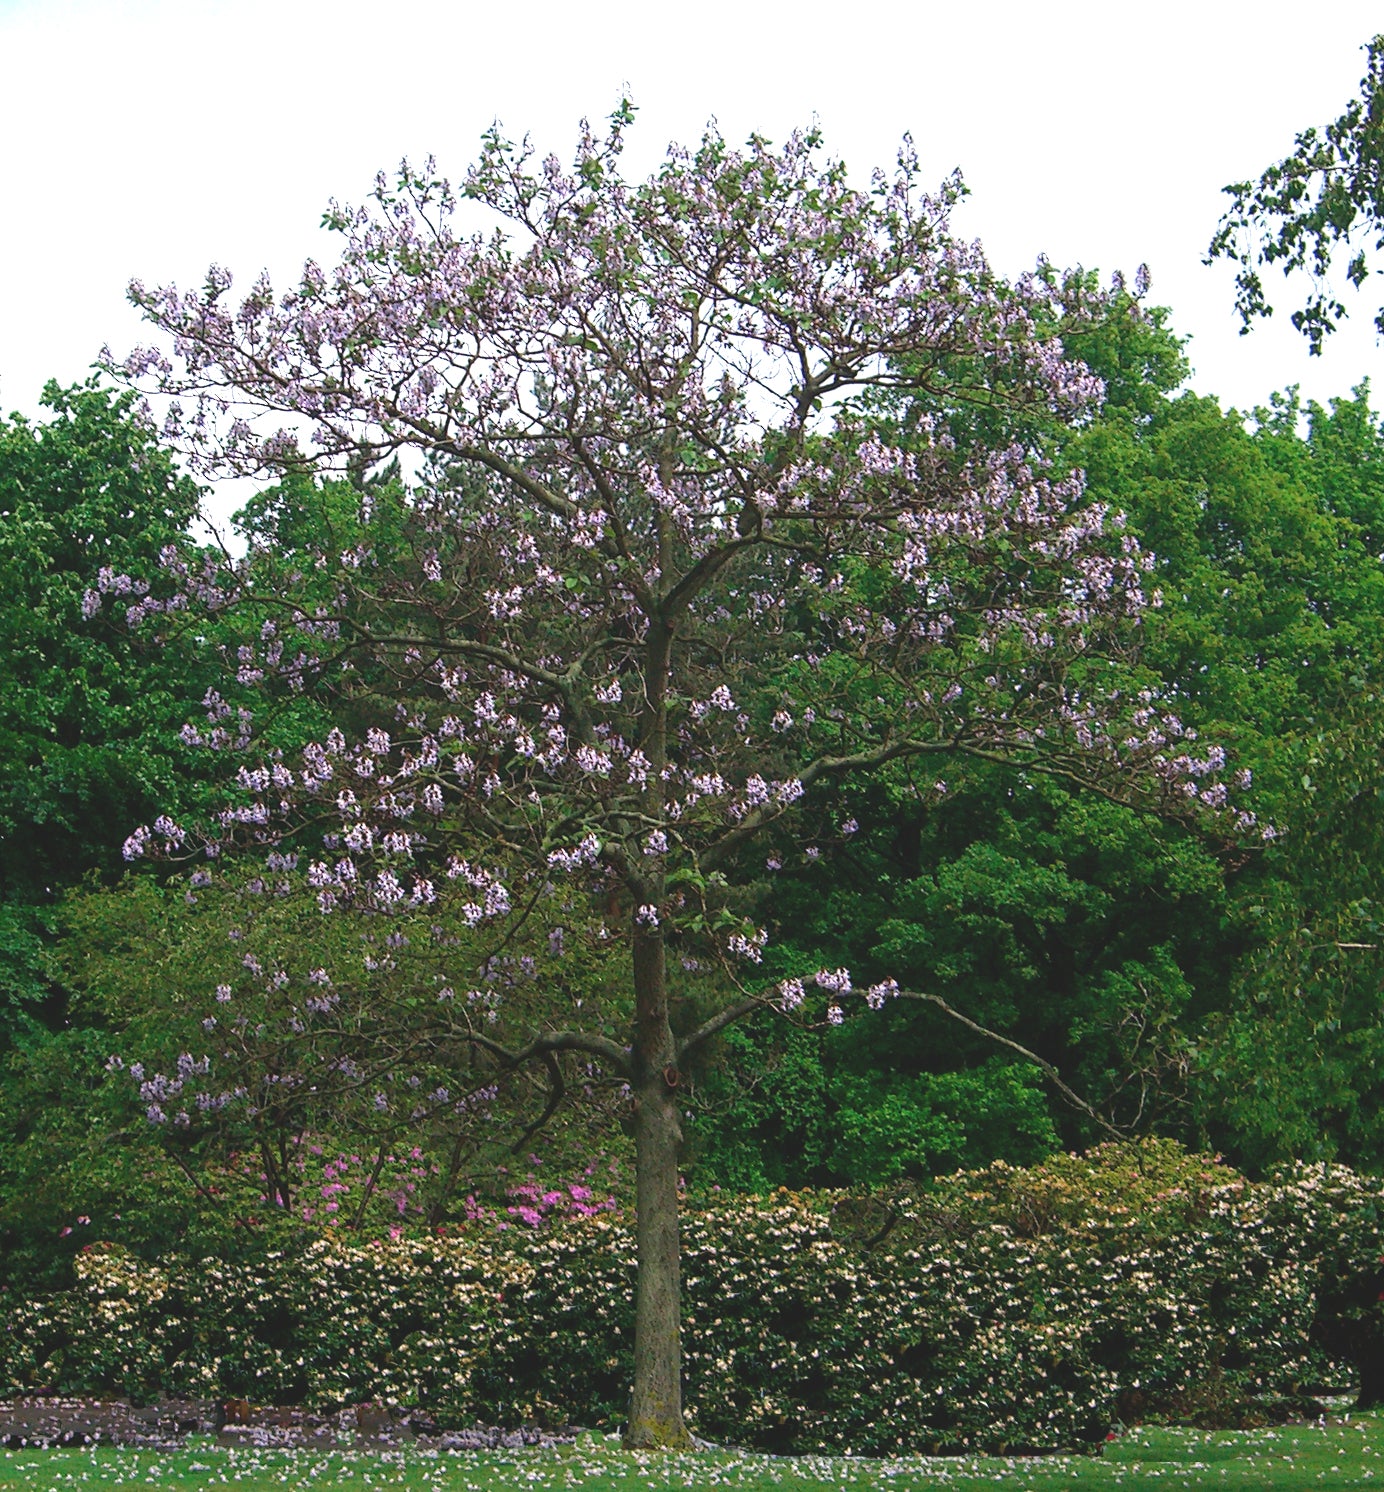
[[698, 753, 1225, 1180], [687, 1015, 1057, 1191], [0, 904, 57, 1031], [0, 381, 212, 1042], [0, 869, 637, 1292], [825, 1063, 1056, 1185], [707, 297, 1384, 1182], [0, 1024, 171, 1293], [1209, 35, 1384, 352], [1146, 390, 1384, 1169]]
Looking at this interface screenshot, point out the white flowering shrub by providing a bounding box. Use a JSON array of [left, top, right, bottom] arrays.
[[3, 1142, 1384, 1454]]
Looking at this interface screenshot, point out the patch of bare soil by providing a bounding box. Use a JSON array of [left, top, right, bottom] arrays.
[[0, 1398, 580, 1450]]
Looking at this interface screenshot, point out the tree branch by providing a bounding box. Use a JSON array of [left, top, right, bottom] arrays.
[[676, 995, 765, 1063], [466, 1027, 633, 1081], [895, 989, 1126, 1140], [700, 736, 950, 871], [511, 1048, 568, 1151]]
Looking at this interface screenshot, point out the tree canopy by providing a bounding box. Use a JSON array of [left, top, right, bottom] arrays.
[[0, 381, 209, 1043], [1209, 34, 1384, 352]]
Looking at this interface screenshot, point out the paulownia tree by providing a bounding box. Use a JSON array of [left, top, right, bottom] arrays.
[[107, 108, 1253, 1445]]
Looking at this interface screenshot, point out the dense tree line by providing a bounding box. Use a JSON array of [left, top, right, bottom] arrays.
[[694, 308, 1384, 1184], [5, 302, 1384, 1274], [2, 317, 1384, 1199]]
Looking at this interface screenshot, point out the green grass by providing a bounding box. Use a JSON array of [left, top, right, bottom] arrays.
[[4, 1419, 1384, 1491]]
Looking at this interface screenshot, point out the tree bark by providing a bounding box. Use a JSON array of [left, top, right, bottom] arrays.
[[624, 928, 692, 1449]]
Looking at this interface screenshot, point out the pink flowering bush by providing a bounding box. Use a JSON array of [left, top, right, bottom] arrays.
[[502, 1176, 616, 1230]]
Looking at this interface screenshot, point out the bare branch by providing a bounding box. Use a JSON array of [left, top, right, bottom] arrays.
[[511, 1048, 568, 1151], [467, 1027, 633, 1081], [896, 989, 1126, 1140], [676, 995, 765, 1063]]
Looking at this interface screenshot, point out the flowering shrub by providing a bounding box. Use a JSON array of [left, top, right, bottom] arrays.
[[4, 1143, 1384, 1453]]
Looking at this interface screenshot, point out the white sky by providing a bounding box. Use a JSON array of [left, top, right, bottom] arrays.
[[1, 0, 1381, 524]]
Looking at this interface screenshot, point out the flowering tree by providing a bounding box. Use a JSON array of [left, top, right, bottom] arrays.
[[108, 108, 1250, 1446]]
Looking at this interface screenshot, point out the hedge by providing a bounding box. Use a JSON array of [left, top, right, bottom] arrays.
[[3, 1141, 1383, 1454]]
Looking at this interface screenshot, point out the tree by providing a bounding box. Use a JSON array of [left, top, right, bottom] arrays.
[[1189, 387, 1384, 1169], [105, 110, 1246, 1446], [1208, 34, 1384, 353], [0, 381, 209, 1044], [678, 290, 1238, 1184]]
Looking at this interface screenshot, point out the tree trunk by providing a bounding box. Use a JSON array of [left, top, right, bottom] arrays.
[[625, 929, 692, 1449]]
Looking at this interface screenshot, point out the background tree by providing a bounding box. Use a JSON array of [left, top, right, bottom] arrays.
[[108, 112, 1243, 1446], [681, 288, 1224, 1182], [1191, 387, 1384, 1168], [683, 298, 1384, 1185], [1209, 34, 1384, 352], [0, 381, 210, 1045]]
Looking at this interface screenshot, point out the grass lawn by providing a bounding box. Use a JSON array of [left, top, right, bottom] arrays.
[[3, 1419, 1384, 1491]]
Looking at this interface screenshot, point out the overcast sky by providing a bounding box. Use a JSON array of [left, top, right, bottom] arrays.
[[1, 0, 1381, 520]]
